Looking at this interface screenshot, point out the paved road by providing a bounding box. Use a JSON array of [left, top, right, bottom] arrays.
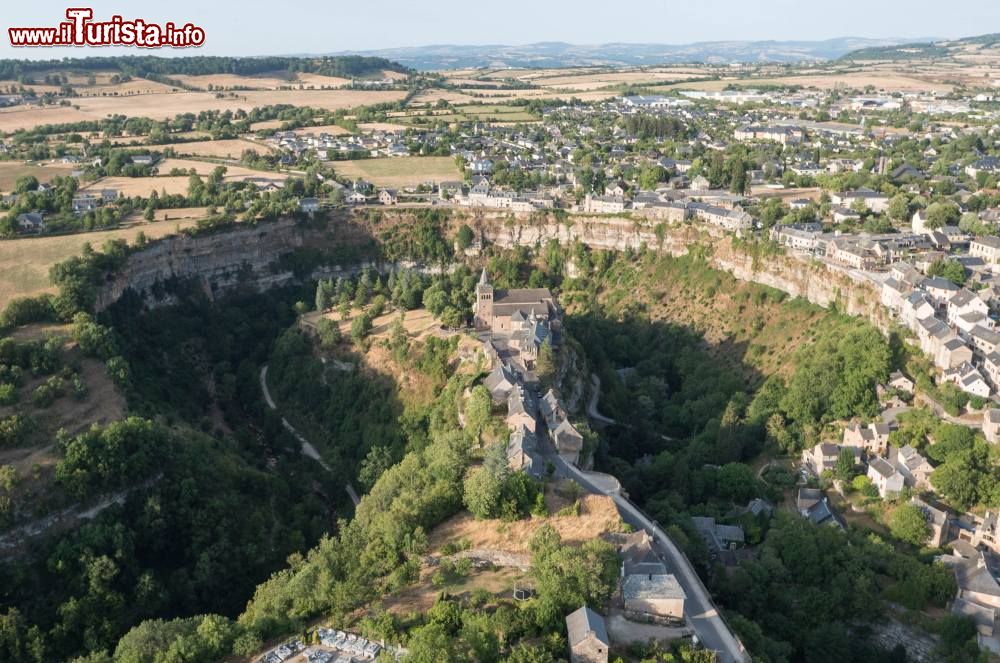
[[587, 373, 677, 442], [548, 453, 749, 663], [587, 374, 617, 425], [260, 365, 361, 506]]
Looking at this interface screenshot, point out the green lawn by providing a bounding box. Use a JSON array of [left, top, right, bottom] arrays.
[[331, 156, 461, 187]]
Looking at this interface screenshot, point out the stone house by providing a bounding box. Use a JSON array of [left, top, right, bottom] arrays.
[[985, 409, 1000, 444], [889, 445, 934, 489], [566, 606, 609, 663], [868, 456, 906, 498]]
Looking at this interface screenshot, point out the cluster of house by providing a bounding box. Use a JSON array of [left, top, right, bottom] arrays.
[[269, 128, 413, 160], [255, 629, 383, 663], [800, 399, 940, 500], [882, 262, 1000, 397], [71, 188, 119, 214], [461, 175, 556, 212], [473, 270, 585, 472], [733, 124, 804, 145], [564, 531, 691, 663]]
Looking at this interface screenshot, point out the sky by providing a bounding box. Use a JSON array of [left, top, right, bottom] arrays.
[[2, 0, 999, 58]]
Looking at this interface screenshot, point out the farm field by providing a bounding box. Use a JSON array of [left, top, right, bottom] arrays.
[[290, 124, 352, 136], [357, 122, 410, 132], [665, 71, 954, 93], [145, 138, 276, 158], [331, 156, 460, 187], [0, 162, 76, 192], [533, 69, 710, 90], [0, 89, 408, 132], [0, 219, 200, 308], [79, 176, 192, 197], [120, 206, 210, 224], [105, 131, 212, 146], [154, 158, 288, 182]]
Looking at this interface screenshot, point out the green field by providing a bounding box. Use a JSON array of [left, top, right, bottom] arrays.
[[332, 156, 461, 187]]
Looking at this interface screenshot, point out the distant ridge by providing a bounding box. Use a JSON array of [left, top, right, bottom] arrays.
[[327, 37, 934, 70], [840, 32, 1000, 61]]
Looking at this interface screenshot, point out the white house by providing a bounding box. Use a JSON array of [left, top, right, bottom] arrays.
[[868, 456, 906, 498]]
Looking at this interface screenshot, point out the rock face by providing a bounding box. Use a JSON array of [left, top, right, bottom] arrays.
[[470, 211, 888, 328], [95, 219, 304, 311], [93, 210, 889, 333]]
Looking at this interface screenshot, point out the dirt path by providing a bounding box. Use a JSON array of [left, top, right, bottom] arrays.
[[0, 475, 159, 556], [260, 365, 360, 506]]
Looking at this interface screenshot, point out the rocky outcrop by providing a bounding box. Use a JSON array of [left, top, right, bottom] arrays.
[[94, 209, 888, 333], [95, 219, 305, 311], [465, 211, 888, 328]]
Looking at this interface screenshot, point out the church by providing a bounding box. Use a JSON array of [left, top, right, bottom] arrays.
[[473, 269, 559, 334]]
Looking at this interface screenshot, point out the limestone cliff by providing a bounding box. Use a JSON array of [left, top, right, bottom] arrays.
[[93, 209, 889, 333]]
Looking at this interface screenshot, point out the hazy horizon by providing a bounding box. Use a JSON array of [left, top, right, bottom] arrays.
[[1, 0, 997, 60]]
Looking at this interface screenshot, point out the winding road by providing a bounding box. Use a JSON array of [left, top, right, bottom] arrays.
[[260, 365, 360, 507], [541, 382, 749, 663], [550, 454, 749, 663]]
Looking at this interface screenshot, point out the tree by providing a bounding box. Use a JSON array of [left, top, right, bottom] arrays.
[[315, 280, 331, 312], [888, 193, 910, 221], [890, 504, 931, 546], [924, 201, 960, 229], [464, 385, 492, 440], [535, 339, 556, 390], [463, 443, 508, 519], [350, 313, 372, 343], [835, 447, 856, 481], [927, 259, 966, 285], [852, 474, 879, 498], [315, 317, 341, 348], [716, 462, 757, 503], [456, 225, 475, 251]]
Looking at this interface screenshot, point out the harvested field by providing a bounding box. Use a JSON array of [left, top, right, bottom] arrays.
[[0, 220, 199, 308], [171, 73, 295, 90], [120, 206, 210, 224], [331, 156, 460, 187], [79, 176, 191, 197], [75, 79, 180, 96], [154, 159, 288, 183], [535, 70, 708, 90], [291, 124, 352, 136], [295, 74, 352, 88], [0, 89, 408, 131], [357, 122, 409, 132], [145, 138, 276, 158], [667, 72, 953, 93], [250, 119, 285, 131], [104, 131, 211, 146], [0, 162, 76, 192]]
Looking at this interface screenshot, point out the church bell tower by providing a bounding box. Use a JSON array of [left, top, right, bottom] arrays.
[[474, 268, 494, 330]]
